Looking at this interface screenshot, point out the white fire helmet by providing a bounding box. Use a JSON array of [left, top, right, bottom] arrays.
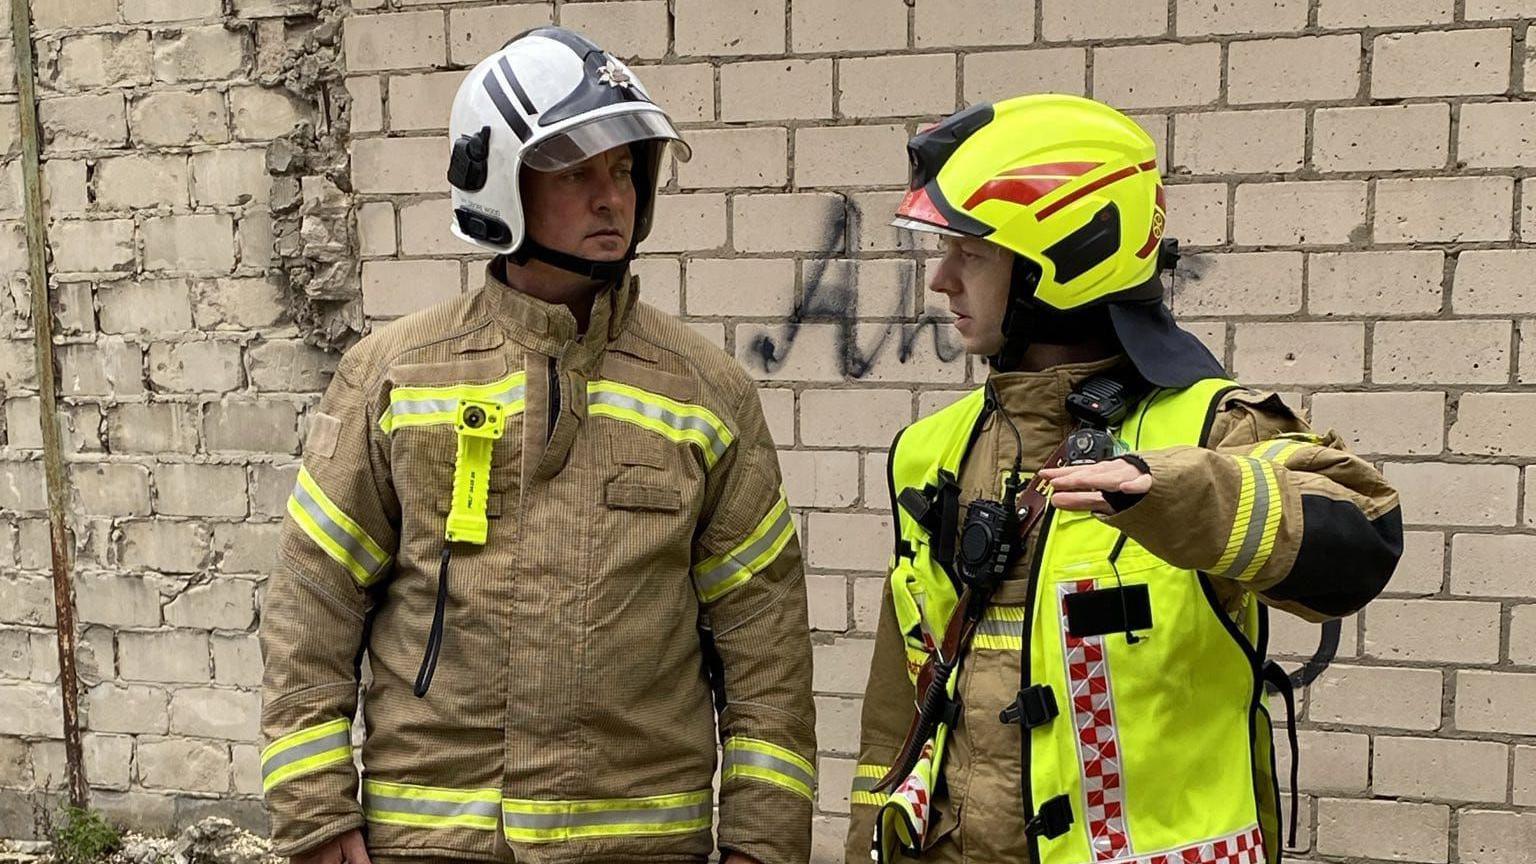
[[446, 26, 691, 273]]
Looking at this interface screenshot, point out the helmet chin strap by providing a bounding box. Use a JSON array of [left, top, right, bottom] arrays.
[[507, 141, 659, 285], [508, 235, 631, 283], [988, 256, 1115, 372]]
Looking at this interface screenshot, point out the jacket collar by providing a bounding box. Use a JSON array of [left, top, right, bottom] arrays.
[[986, 355, 1127, 434], [480, 259, 640, 367]]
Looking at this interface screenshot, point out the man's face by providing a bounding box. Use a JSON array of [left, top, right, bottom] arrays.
[[927, 236, 1013, 356], [521, 145, 637, 262]]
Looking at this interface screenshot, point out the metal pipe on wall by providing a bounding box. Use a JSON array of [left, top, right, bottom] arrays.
[[9, 0, 88, 809]]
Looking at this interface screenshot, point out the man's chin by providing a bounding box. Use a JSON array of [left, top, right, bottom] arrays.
[[952, 323, 1001, 357], [971, 336, 1009, 357], [580, 238, 631, 261]]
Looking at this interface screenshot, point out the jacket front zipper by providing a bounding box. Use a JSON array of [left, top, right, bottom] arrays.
[[547, 355, 560, 443]]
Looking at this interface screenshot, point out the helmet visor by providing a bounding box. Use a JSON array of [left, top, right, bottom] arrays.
[[890, 186, 968, 237], [523, 112, 692, 172]]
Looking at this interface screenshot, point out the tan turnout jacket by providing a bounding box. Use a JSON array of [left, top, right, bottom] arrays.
[[261, 265, 815, 864]]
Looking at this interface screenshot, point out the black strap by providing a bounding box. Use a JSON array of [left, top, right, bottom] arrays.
[[413, 547, 451, 698], [1025, 794, 1073, 839], [897, 487, 938, 534], [936, 692, 962, 729], [1262, 660, 1299, 850], [932, 474, 961, 575], [1294, 618, 1341, 690], [999, 684, 1058, 730], [699, 623, 727, 715], [896, 472, 962, 577], [1102, 454, 1151, 513], [510, 236, 629, 282]]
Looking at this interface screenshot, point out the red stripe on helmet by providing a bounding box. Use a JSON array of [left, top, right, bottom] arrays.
[[960, 161, 1102, 210], [963, 176, 1072, 209], [1036, 161, 1159, 221]]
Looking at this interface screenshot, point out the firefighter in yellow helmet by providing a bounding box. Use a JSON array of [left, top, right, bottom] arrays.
[[846, 94, 1402, 864]]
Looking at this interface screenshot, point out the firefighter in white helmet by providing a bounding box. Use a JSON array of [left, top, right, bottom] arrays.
[[260, 27, 816, 864]]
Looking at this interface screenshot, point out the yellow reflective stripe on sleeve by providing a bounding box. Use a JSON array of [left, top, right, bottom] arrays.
[[379, 372, 528, 434], [261, 718, 352, 794], [587, 380, 734, 468], [1237, 459, 1282, 582], [500, 789, 712, 843], [722, 737, 816, 802], [1210, 457, 1256, 577], [851, 763, 892, 807], [1211, 456, 1281, 582], [287, 467, 392, 586], [972, 605, 1025, 651], [692, 492, 796, 603], [362, 780, 501, 830], [1250, 438, 1308, 465]]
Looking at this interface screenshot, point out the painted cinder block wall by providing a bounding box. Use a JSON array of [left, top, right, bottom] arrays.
[[1, 1, 1533, 861]]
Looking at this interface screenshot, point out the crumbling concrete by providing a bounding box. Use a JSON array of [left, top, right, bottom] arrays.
[[252, 0, 363, 352]]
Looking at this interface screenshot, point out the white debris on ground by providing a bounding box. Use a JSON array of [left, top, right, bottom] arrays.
[[0, 840, 48, 864], [1, 819, 281, 864]]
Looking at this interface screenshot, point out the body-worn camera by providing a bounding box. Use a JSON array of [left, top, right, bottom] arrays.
[[957, 498, 1015, 590], [1065, 427, 1128, 466]]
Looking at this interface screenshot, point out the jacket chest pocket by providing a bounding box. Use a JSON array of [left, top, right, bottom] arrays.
[[590, 428, 700, 592], [603, 430, 683, 513]]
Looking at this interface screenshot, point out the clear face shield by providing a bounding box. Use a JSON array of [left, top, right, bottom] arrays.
[[522, 112, 692, 172]]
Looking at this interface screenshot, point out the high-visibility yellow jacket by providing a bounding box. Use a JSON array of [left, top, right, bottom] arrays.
[[261, 264, 816, 864], [848, 359, 1401, 864]]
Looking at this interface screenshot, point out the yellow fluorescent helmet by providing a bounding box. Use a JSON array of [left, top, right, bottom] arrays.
[[893, 94, 1166, 311]]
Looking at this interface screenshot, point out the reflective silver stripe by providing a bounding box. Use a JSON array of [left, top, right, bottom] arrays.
[[1218, 457, 1270, 580], [501, 801, 711, 830], [363, 790, 501, 820], [588, 389, 728, 462], [850, 775, 880, 794], [260, 728, 350, 782], [976, 618, 1024, 638], [723, 747, 815, 789], [694, 505, 793, 594], [1260, 440, 1290, 460], [292, 479, 389, 578], [392, 384, 526, 419], [389, 397, 458, 418]]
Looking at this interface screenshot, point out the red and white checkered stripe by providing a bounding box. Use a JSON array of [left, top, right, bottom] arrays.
[[891, 740, 935, 837], [1059, 578, 1132, 860], [1057, 578, 1265, 864], [1116, 825, 1265, 864]]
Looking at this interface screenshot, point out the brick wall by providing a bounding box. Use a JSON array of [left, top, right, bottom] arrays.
[[0, 0, 328, 837], [2, 1, 1534, 862]]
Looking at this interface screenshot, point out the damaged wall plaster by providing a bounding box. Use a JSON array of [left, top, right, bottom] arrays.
[[255, 0, 363, 352]]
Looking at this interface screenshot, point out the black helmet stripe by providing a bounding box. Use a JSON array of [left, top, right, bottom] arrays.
[[520, 26, 604, 59], [497, 56, 537, 115], [481, 68, 531, 141]]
